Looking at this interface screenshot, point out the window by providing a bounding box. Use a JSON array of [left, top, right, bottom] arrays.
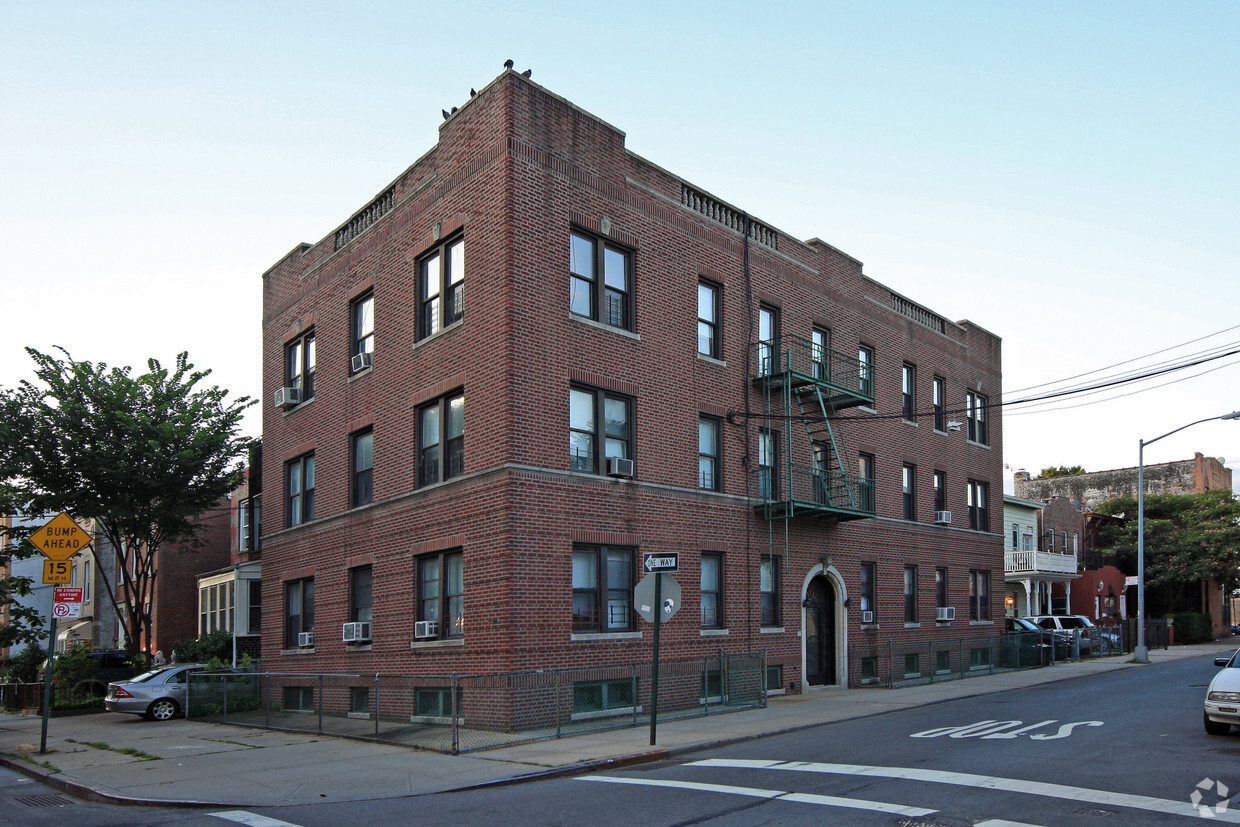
[[285, 330, 316, 402], [858, 345, 873, 396], [419, 392, 464, 486], [811, 328, 830, 380], [570, 230, 631, 329], [284, 686, 314, 711], [758, 429, 778, 499], [572, 545, 634, 633], [569, 387, 632, 475], [861, 656, 879, 684], [198, 581, 232, 635], [757, 304, 778, 375], [351, 291, 374, 371], [969, 569, 991, 621], [904, 565, 918, 623], [350, 687, 370, 715], [932, 376, 946, 432], [1046, 529, 1055, 551], [697, 279, 720, 357], [760, 556, 780, 626], [248, 581, 262, 634], [902, 363, 916, 421], [238, 497, 259, 552], [933, 470, 946, 514], [902, 464, 916, 521], [284, 577, 314, 648], [967, 390, 988, 445], [766, 665, 783, 692], [700, 552, 723, 628], [858, 453, 875, 512], [416, 687, 462, 718], [573, 678, 634, 714], [418, 237, 464, 340], [860, 562, 876, 620], [904, 653, 921, 677], [698, 416, 720, 490], [286, 454, 315, 527], [82, 559, 91, 602], [417, 549, 463, 639], [350, 566, 372, 624], [935, 567, 948, 610], [1021, 526, 1035, 551], [351, 429, 373, 507], [1072, 533, 1079, 554], [967, 479, 989, 532]]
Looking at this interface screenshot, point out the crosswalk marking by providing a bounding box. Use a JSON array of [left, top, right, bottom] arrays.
[[210, 811, 304, 827], [578, 775, 935, 817], [687, 759, 1231, 822]]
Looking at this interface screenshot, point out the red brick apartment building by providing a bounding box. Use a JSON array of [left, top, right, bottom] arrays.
[[260, 70, 1004, 696]]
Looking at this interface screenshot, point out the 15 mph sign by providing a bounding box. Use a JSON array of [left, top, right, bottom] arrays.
[[52, 586, 84, 619]]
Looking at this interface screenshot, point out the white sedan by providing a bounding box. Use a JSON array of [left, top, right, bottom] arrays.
[[1204, 650, 1240, 735]]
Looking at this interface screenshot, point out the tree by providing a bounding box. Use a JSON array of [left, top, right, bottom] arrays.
[[1038, 465, 1086, 479], [0, 348, 253, 658], [1096, 489, 1240, 615]]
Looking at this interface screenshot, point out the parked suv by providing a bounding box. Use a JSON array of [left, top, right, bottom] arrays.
[[41, 649, 137, 696], [1026, 615, 1097, 655], [1005, 616, 1071, 659]]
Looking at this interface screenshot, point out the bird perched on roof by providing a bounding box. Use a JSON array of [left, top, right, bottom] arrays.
[[522, 69, 532, 78], [442, 109, 450, 120], [504, 59, 514, 69], [470, 88, 476, 97]]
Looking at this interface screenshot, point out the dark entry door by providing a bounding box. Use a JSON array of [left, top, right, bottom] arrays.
[[805, 576, 836, 686]]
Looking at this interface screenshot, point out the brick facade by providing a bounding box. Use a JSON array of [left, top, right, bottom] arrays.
[[259, 71, 1005, 696], [1013, 453, 1233, 509]]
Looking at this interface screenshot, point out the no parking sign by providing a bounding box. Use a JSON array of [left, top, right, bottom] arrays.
[[53, 586, 84, 619]]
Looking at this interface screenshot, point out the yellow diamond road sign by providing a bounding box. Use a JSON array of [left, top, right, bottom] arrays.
[[29, 512, 92, 561]]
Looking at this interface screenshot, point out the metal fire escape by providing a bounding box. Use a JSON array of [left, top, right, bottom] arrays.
[[753, 334, 875, 521]]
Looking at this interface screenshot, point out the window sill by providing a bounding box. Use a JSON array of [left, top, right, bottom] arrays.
[[347, 366, 373, 382], [280, 647, 316, 656], [969, 620, 995, 626], [345, 643, 373, 652], [280, 397, 315, 416], [570, 705, 642, 722], [409, 714, 464, 725], [967, 440, 991, 449], [347, 711, 373, 720], [410, 637, 465, 650], [760, 626, 785, 634], [861, 624, 879, 630], [412, 318, 464, 351], [700, 628, 729, 636], [695, 352, 726, 367], [902, 419, 918, 426], [571, 631, 641, 642], [904, 622, 921, 629], [765, 688, 786, 697], [569, 312, 641, 340]]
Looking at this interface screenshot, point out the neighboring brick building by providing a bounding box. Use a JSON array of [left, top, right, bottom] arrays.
[[1013, 453, 1232, 509], [259, 70, 1004, 703]]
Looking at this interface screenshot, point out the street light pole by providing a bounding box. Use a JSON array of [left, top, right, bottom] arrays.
[[1135, 411, 1240, 663]]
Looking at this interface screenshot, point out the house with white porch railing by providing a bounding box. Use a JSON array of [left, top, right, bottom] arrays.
[[1003, 494, 1079, 616]]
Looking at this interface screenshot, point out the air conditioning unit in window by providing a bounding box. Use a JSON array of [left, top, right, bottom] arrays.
[[414, 620, 439, 640], [607, 457, 635, 478], [936, 606, 955, 622], [342, 621, 371, 642], [297, 631, 314, 648], [351, 352, 373, 373], [934, 510, 952, 525], [273, 386, 302, 408], [861, 610, 874, 624]]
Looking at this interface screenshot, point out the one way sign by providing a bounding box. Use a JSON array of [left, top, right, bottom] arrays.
[[643, 552, 679, 573]]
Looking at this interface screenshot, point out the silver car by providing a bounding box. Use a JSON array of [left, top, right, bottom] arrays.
[[104, 664, 206, 721]]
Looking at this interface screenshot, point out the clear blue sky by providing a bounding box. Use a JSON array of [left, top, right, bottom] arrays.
[[3, 1, 1238, 490]]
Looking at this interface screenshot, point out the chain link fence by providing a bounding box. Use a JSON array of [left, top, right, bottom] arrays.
[[187, 653, 766, 753]]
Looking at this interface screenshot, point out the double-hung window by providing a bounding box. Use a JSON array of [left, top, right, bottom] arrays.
[[417, 549, 463, 639], [285, 330, 316, 402], [933, 470, 946, 514], [569, 387, 632, 474], [860, 562, 876, 622], [969, 569, 991, 621], [570, 231, 632, 330], [902, 363, 916, 421], [904, 565, 918, 623], [418, 237, 464, 340], [700, 552, 723, 628], [902, 464, 916, 521], [967, 390, 989, 445], [757, 305, 778, 375], [967, 479, 990, 531], [760, 556, 780, 626], [697, 279, 720, 357], [758, 428, 778, 499], [858, 452, 875, 512], [698, 416, 720, 490], [572, 545, 634, 633], [351, 292, 374, 372], [350, 566, 372, 625], [286, 454, 315, 527], [932, 376, 946, 432], [238, 497, 258, 552], [858, 345, 874, 397], [935, 567, 948, 612], [351, 429, 373, 507], [812, 328, 830, 380], [418, 392, 464, 486], [284, 577, 314, 648]]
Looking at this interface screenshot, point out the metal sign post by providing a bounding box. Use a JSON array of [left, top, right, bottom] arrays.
[[636, 557, 681, 746], [39, 617, 56, 754]]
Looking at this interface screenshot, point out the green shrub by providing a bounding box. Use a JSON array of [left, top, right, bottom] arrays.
[[172, 629, 233, 664], [1169, 612, 1213, 644], [4, 645, 46, 682]]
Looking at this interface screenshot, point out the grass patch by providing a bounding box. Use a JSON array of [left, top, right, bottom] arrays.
[[4, 751, 60, 773], [63, 738, 159, 761]]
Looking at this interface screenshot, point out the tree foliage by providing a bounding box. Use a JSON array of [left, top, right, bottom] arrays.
[[1038, 465, 1086, 479], [1096, 489, 1240, 613], [0, 348, 253, 657]]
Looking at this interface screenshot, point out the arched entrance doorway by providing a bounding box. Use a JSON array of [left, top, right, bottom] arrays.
[[804, 575, 836, 686]]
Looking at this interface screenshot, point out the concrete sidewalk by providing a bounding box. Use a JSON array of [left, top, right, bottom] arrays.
[[0, 643, 1231, 808]]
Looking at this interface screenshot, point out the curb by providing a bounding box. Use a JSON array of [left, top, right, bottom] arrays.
[[0, 753, 225, 809]]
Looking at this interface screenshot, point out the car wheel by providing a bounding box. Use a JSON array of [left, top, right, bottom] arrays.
[[146, 699, 180, 721], [1204, 712, 1231, 736]]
